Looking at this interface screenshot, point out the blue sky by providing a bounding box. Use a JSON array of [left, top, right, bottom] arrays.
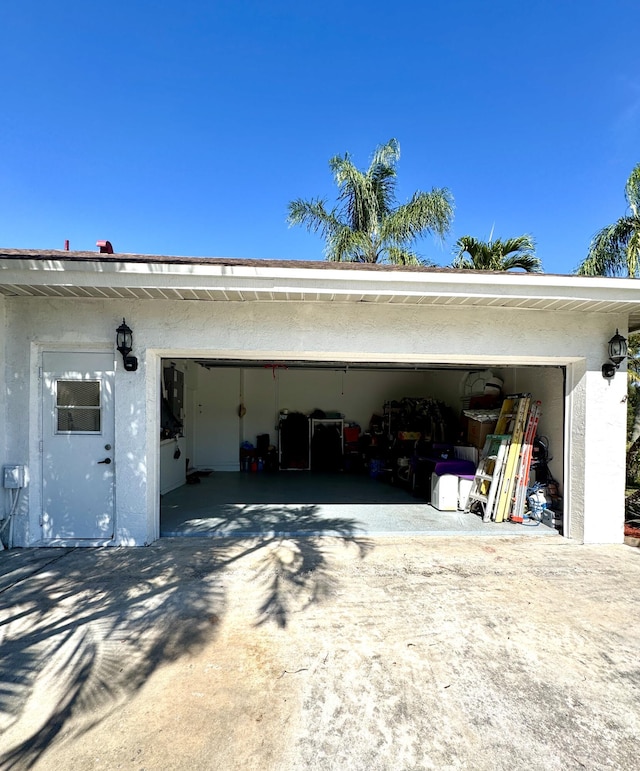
[[1, 1, 638, 274]]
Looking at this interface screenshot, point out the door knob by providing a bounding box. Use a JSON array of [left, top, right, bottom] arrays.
[[97, 458, 112, 465]]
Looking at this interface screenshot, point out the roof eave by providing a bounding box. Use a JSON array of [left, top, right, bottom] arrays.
[[1, 251, 639, 325]]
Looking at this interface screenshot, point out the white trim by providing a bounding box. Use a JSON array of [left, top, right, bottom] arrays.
[[563, 364, 574, 540], [150, 351, 162, 543], [3, 257, 640, 321]]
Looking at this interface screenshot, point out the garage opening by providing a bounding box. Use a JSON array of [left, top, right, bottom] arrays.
[[159, 358, 564, 538]]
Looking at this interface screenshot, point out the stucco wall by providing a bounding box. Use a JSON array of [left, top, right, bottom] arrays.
[[193, 366, 242, 470], [582, 365, 627, 543], [3, 295, 628, 546]]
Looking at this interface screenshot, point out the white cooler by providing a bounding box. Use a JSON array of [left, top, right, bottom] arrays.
[[430, 473, 459, 511]]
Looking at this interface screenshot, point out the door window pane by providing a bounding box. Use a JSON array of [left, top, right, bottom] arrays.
[[56, 380, 101, 433]]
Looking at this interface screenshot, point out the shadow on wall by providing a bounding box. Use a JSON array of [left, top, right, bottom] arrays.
[[0, 509, 372, 769]]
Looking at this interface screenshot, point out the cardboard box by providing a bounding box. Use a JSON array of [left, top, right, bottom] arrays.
[[397, 431, 421, 441], [467, 418, 497, 449]]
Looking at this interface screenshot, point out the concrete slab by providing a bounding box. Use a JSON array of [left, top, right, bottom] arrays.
[[1, 537, 639, 770], [161, 473, 560, 538]]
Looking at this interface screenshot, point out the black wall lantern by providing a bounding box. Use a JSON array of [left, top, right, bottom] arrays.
[[116, 318, 139, 372], [602, 329, 628, 380]]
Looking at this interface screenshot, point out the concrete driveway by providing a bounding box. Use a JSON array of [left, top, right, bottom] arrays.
[[1, 535, 639, 770]]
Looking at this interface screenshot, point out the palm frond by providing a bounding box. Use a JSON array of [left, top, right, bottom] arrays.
[[369, 138, 400, 170], [494, 234, 536, 255], [368, 139, 399, 217], [370, 169, 397, 222], [452, 234, 541, 272], [625, 163, 640, 218], [501, 253, 543, 272], [576, 164, 640, 277], [326, 227, 373, 262], [577, 217, 640, 277], [627, 332, 640, 384], [382, 189, 454, 244], [451, 255, 474, 270], [384, 245, 435, 266], [286, 199, 343, 239], [452, 236, 481, 269], [330, 154, 382, 233]]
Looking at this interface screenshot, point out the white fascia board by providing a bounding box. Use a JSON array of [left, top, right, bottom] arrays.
[[1, 257, 640, 307]]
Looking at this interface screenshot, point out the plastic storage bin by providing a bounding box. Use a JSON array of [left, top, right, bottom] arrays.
[[430, 473, 458, 511]]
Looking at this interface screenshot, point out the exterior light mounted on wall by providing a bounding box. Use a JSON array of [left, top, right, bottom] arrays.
[[116, 318, 138, 372], [602, 329, 628, 380]]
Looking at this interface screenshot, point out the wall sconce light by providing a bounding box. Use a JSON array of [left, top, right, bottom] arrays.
[[116, 318, 138, 372], [602, 329, 628, 379]]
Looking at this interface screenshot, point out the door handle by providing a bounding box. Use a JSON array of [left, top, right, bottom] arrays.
[[97, 458, 112, 465]]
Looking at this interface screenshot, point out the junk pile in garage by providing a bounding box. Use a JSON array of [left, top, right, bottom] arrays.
[[462, 394, 562, 531], [238, 386, 562, 532]]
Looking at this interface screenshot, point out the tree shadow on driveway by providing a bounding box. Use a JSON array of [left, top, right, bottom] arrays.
[[0, 505, 372, 769]]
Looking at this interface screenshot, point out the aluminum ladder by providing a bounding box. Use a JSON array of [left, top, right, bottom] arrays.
[[464, 434, 511, 522]]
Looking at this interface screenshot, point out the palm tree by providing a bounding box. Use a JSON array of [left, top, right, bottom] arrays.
[[625, 333, 640, 483], [287, 138, 453, 265], [576, 163, 640, 277], [452, 234, 542, 272]]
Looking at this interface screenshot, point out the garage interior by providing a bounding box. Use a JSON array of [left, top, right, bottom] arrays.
[[159, 359, 564, 538]]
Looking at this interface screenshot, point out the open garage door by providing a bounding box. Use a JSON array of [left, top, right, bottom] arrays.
[[159, 358, 565, 538]]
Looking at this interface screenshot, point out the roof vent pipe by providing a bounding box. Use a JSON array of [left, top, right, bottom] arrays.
[[64, 239, 69, 251], [96, 240, 114, 254]]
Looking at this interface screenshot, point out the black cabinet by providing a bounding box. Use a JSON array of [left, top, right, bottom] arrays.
[[310, 419, 344, 471], [278, 412, 310, 469]]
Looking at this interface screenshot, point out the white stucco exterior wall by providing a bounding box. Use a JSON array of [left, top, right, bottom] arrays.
[[2, 294, 628, 547], [582, 363, 628, 543]]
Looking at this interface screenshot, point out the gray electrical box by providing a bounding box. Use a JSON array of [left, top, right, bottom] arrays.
[[3, 465, 26, 489]]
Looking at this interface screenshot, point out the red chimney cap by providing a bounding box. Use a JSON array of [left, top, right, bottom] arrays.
[[96, 240, 114, 254]]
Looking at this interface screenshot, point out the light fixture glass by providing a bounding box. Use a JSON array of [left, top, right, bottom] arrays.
[[608, 329, 628, 367], [602, 329, 628, 379], [116, 318, 138, 371]]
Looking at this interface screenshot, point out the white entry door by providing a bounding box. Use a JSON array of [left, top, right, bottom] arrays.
[[42, 352, 115, 540]]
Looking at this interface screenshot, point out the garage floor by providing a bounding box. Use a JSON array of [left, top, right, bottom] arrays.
[[160, 472, 560, 538]]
